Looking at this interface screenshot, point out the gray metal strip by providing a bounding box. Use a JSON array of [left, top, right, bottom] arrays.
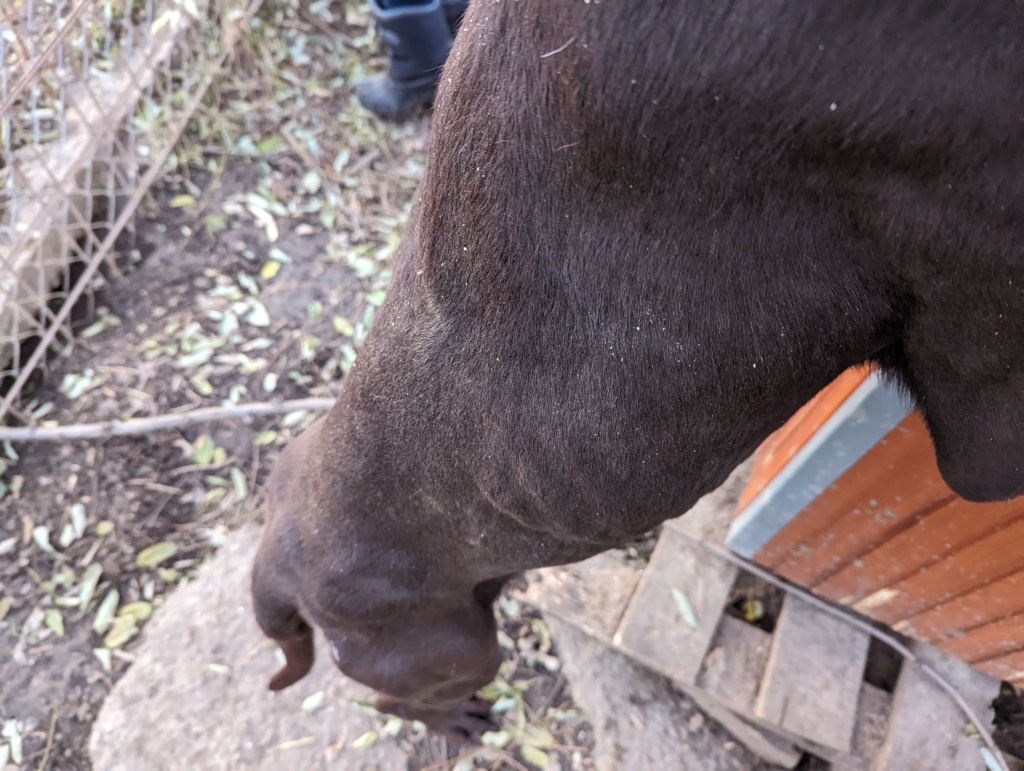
[[726, 373, 913, 559]]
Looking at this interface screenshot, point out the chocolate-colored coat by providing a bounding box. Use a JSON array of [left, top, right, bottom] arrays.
[[252, 0, 1023, 739]]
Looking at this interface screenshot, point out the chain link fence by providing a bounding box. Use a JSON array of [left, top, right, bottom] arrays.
[[0, 0, 256, 422]]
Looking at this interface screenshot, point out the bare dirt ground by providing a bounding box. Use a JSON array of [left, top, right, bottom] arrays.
[[0, 2, 605, 768]]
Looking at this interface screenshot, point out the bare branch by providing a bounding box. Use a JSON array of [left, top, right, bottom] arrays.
[[0, 397, 336, 442]]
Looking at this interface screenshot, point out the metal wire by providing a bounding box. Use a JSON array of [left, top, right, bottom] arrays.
[[0, 0, 252, 421]]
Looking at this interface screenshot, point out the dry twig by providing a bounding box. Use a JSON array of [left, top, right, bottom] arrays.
[[0, 397, 336, 442]]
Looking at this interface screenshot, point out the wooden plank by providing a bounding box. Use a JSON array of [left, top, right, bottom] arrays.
[[975, 649, 1024, 682], [820, 496, 1024, 615], [935, 611, 1024, 664], [614, 529, 737, 686], [737, 366, 873, 513], [696, 617, 887, 768], [875, 641, 998, 771], [754, 594, 870, 753], [761, 413, 948, 577], [515, 551, 644, 644], [829, 684, 892, 771], [904, 568, 1024, 643], [683, 686, 803, 768], [697, 615, 772, 713], [866, 509, 1024, 626], [873, 660, 987, 771]]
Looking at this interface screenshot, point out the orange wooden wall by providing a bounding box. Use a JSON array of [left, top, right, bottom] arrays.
[[739, 372, 1024, 686]]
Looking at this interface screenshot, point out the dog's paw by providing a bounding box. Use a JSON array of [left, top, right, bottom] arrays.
[[375, 694, 497, 744], [438, 697, 498, 745]]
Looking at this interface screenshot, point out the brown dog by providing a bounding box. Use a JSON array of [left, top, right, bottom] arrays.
[[252, 0, 1023, 740]]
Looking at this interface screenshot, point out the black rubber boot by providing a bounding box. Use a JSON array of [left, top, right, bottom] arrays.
[[356, 0, 455, 120]]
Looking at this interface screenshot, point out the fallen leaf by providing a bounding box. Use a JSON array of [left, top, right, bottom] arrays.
[[136, 542, 178, 569], [69, 503, 87, 539], [93, 589, 120, 634], [742, 598, 765, 624], [93, 648, 112, 672], [331, 316, 355, 337], [255, 135, 285, 155], [491, 695, 518, 714], [246, 300, 271, 327], [260, 260, 282, 280], [190, 372, 215, 396], [302, 170, 322, 194], [118, 601, 154, 621], [301, 690, 325, 713], [481, 729, 512, 748], [79, 314, 121, 339], [238, 272, 260, 295], [981, 747, 1003, 771], [352, 730, 377, 749], [76, 563, 103, 615], [193, 434, 216, 465], [671, 587, 698, 629], [44, 608, 65, 637], [177, 348, 215, 368], [254, 430, 278, 446], [521, 745, 552, 769], [230, 467, 248, 500], [32, 525, 56, 555], [104, 615, 138, 648], [268, 246, 292, 263], [2, 720, 23, 764], [299, 335, 318, 361]]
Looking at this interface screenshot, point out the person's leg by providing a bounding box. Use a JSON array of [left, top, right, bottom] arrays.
[[356, 0, 468, 120]]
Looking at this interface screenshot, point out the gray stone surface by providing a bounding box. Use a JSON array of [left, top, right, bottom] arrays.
[[516, 551, 644, 644], [89, 524, 408, 771], [546, 616, 786, 771]]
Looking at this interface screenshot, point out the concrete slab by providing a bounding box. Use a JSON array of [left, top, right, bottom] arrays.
[[89, 524, 408, 771], [516, 551, 644, 644], [546, 616, 786, 771]]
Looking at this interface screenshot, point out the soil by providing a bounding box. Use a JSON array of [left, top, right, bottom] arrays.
[[0, 123, 597, 771], [0, 2, 778, 770]]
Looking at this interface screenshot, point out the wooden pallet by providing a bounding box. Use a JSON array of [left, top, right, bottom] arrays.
[[517, 477, 1007, 770]]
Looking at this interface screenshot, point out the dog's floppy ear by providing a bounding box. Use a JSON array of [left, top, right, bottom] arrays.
[[267, 623, 315, 691], [252, 527, 316, 691]]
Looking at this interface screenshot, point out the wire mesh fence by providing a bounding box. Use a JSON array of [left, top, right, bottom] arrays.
[[0, 0, 255, 423]]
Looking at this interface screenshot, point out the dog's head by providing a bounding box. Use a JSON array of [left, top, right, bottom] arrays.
[[250, 417, 504, 741]]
